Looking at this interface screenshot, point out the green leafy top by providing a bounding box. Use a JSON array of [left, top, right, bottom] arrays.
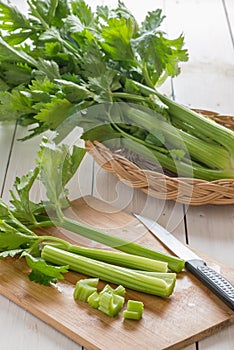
[[0, 0, 188, 138]]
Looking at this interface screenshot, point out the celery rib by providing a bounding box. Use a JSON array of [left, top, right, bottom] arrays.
[[52, 217, 185, 273], [57, 243, 168, 272]]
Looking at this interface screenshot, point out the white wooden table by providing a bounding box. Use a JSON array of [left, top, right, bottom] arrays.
[[0, 1, 233, 349]]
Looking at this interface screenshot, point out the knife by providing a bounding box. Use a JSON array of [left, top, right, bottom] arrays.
[[133, 213, 234, 311]]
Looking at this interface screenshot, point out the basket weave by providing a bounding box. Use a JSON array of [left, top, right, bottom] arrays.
[[85, 110, 234, 206]]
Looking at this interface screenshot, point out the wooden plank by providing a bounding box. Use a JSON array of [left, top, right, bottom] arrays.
[[0, 294, 80, 350], [0, 196, 233, 350], [199, 324, 234, 350], [164, 0, 234, 113], [185, 205, 234, 268]]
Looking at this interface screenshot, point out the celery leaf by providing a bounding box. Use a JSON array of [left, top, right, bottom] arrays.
[[71, 0, 94, 26], [0, 220, 36, 251], [23, 252, 69, 285], [34, 98, 72, 129], [132, 9, 188, 84], [0, 92, 21, 121], [10, 167, 40, 223], [0, 1, 31, 31], [101, 17, 135, 62], [37, 138, 86, 210], [0, 249, 23, 259]]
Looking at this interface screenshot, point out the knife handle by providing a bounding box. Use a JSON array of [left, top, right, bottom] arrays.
[[185, 259, 234, 310]]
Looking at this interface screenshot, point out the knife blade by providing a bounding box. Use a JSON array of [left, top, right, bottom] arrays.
[[133, 213, 234, 311]]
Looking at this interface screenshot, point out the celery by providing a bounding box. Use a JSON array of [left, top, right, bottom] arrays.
[[100, 284, 126, 297], [155, 90, 234, 158], [87, 291, 100, 309], [73, 278, 99, 302], [98, 292, 125, 317], [87, 288, 126, 313], [125, 270, 177, 285], [54, 243, 168, 272], [74, 279, 126, 316], [123, 310, 141, 320], [41, 245, 176, 297], [54, 217, 185, 273], [129, 81, 234, 178], [118, 104, 231, 170], [123, 300, 144, 320]]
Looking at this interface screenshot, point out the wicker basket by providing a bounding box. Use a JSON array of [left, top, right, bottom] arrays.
[[85, 110, 234, 206]]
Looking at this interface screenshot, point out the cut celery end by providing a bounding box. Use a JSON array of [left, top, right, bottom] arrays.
[[100, 284, 126, 297]]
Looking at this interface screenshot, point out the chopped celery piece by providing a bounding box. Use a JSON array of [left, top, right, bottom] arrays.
[[73, 278, 98, 302], [87, 291, 100, 309], [123, 300, 144, 320], [127, 300, 144, 313], [98, 292, 125, 317], [88, 286, 125, 316]]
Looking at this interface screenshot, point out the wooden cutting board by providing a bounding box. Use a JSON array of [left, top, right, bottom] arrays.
[[0, 196, 233, 350]]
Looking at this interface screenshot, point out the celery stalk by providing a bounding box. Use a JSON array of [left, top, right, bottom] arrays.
[[41, 245, 176, 297], [53, 243, 168, 272], [87, 291, 100, 309], [155, 90, 234, 157], [51, 217, 185, 273]]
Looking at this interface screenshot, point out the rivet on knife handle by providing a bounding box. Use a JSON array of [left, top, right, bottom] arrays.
[[185, 259, 234, 310]]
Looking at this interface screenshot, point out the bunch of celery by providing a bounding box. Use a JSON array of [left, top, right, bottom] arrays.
[[0, 138, 183, 297]]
